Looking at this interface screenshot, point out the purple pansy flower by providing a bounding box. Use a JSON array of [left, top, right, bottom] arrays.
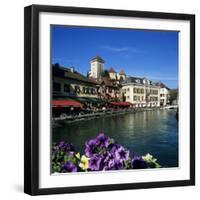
[[115, 146, 129, 161], [103, 152, 115, 170], [131, 156, 148, 169], [58, 141, 75, 151], [89, 155, 102, 171], [96, 133, 110, 148], [108, 159, 124, 170], [104, 152, 115, 163], [109, 143, 121, 153], [63, 161, 77, 172], [67, 151, 75, 157], [85, 139, 98, 157], [52, 133, 160, 173], [58, 141, 65, 148]]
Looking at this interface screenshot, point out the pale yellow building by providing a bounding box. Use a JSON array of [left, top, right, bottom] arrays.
[[159, 85, 170, 106], [89, 56, 105, 79], [122, 77, 160, 107], [108, 67, 126, 81], [53, 64, 99, 100]]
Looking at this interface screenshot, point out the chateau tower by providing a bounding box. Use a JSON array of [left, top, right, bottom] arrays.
[[89, 56, 105, 79]]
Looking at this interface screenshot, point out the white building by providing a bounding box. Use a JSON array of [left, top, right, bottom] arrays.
[[122, 77, 160, 107], [89, 56, 105, 79], [159, 84, 170, 106], [108, 67, 126, 81]]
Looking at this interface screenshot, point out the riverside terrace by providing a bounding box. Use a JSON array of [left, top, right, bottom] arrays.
[[52, 99, 134, 119], [52, 99, 166, 126]]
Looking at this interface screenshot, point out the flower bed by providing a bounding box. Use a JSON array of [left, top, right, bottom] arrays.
[[52, 133, 161, 173]]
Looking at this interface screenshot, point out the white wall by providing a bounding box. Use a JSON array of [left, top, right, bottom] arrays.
[[0, 0, 199, 199]]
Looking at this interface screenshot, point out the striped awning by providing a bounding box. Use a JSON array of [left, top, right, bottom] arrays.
[[52, 100, 83, 108]]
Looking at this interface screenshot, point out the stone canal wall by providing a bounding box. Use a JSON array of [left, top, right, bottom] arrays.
[[52, 107, 168, 127]]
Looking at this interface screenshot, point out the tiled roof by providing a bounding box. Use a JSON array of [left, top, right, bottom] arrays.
[[53, 64, 99, 85], [122, 76, 155, 86], [154, 82, 170, 90], [100, 77, 118, 87], [108, 67, 116, 73], [90, 56, 105, 63], [122, 77, 145, 84], [119, 70, 126, 75]]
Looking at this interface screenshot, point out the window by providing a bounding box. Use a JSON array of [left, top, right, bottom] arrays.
[[134, 96, 137, 100], [138, 96, 140, 101], [141, 89, 144, 93], [82, 87, 86, 93], [141, 96, 144, 101], [91, 88, 96, 94], [53, 82, 61, 92], [134, 88, 137, 93], [152, 90, 158, 95], [127, 88, 130, 92], [64, 84, 70, 93], [85, 87, 89, 94], [127, 96, 129, 99], [88, 88, 91, 94]]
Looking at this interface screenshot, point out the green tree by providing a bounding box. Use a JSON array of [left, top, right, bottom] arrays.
[[101, 70, 109, 78], [54, 63, 60, 68], [169, 89, 178, 104]]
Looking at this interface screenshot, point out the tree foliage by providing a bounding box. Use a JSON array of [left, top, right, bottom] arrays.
[[169, 89, 178, 104], [101, 70, 109, 78]]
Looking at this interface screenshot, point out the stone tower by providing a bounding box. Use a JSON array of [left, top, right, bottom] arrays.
[[89, 56, 105, 79]]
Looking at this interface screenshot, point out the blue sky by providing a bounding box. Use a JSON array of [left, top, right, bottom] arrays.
[[52, 26, 178, 89]]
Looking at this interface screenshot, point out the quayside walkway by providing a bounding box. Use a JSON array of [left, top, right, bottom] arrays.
[[52, 107, 161, 125]]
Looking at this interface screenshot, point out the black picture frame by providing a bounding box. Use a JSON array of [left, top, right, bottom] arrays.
[[24, 4, 195, 196]]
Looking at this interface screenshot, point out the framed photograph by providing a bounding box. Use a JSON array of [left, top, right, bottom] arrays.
[[24, 4, 195, 195]]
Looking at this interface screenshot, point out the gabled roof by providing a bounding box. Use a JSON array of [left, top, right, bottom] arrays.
[[53, 64, 99, 85], [119, 70, 126, 75], [100, 77, 118, 87], [108, 67, 116, 73], [90, 56, 105, 63], [122, 76, 145, 85], [100, 77, 113, 86], [154, 82, 170, 90]]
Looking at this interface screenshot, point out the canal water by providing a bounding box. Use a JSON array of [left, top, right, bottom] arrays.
[[52, 110, 178, 167]]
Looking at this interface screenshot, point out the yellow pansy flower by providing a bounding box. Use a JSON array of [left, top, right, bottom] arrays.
[[79, 155, 90, 170], [75, 152, 80, 159]]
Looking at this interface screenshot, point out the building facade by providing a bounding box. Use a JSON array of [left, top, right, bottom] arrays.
[[159, 86, 170, 106], [122, 77, 160, 107], [53, 57, 169, 107], [108, 68, 126, 81], [53, 64, 99, 101], [89, 56, 105, 79], [88, 56, 126, 102], [98, 77, 122, 101]]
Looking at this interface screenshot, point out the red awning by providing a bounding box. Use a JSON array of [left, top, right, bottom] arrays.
[[52, 100, 83, 108], [109, 102, 133, 106]]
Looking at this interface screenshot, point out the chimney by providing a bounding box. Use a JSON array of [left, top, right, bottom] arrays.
[[70, 67, 74, 73]]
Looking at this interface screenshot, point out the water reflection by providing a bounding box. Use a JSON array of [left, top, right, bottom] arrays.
[[52, 110, 178, 167]]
